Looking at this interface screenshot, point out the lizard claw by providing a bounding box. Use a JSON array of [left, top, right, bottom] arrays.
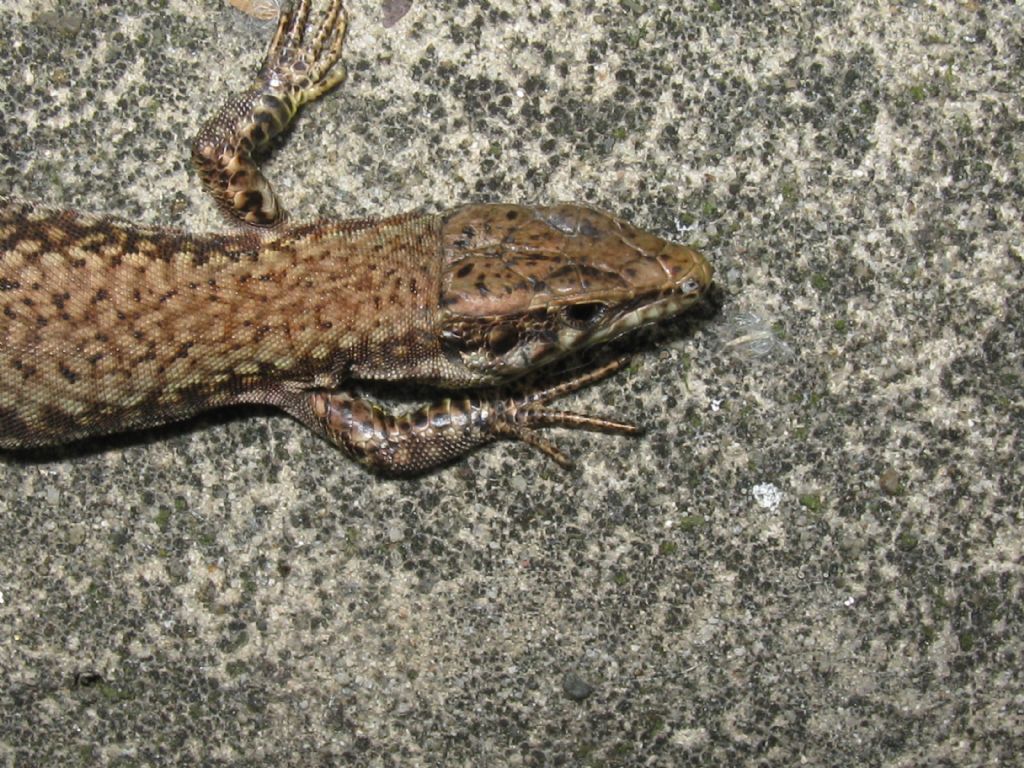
[[490, 357, 643, 469]]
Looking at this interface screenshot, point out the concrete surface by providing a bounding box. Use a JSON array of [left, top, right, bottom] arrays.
[[1, 0, 1021, 765]]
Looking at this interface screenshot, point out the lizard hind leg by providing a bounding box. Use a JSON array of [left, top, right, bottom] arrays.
[[191, 0, 349, 227]]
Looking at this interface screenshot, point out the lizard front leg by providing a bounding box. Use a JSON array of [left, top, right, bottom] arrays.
[[284, 359, 642, 475], [192, 0, 348, 227]]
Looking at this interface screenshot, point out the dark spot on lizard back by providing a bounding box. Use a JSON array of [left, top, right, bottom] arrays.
[[14, 359, 38, 378]]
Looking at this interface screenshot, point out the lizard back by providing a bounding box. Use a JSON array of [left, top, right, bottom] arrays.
[[0, 198, 446, 447]]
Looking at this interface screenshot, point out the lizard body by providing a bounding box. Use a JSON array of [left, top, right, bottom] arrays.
[[0, 1, 712, 474]]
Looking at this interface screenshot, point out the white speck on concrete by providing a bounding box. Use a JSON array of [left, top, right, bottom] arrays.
[[752, 483, 783, 511]]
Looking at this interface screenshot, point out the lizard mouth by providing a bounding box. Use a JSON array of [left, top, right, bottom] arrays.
[[552, 274, 709, 353], [443, 266, 712, 381]]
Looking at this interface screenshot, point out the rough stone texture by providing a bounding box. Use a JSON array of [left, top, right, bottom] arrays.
[[1, 1, 1020, 765]]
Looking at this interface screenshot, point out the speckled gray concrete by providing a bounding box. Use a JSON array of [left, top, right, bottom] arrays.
[[1, 1, 1021, 765]]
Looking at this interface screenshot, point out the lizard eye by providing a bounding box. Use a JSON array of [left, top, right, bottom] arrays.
[[560, 302, 607, 329], [486, 327, 519, 356]]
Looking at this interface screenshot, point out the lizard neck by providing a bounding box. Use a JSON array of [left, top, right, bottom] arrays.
[[255, 212, 449, 383]]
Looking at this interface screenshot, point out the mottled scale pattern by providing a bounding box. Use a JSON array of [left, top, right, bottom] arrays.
[[0, 197, 447, 447], [0, 197, 712, 469], [0, 2, 714, 471], [441, 204, 709, 316]]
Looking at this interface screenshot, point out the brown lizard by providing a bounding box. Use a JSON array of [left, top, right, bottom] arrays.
[[0, 0, 712, 474]]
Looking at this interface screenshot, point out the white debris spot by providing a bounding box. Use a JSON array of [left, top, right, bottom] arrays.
[[226, 0, 281, 21], [751, 483, 783, 510]]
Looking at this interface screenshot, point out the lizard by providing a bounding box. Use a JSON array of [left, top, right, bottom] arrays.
[[0, 0, 713, 475]]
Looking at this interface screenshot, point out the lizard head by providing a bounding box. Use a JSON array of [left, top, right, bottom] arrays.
[[439, 203, 712, 381]]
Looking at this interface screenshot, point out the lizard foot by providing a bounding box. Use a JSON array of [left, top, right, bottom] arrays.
[[263, 0, 349, 104], [296, 357, 643, 475]]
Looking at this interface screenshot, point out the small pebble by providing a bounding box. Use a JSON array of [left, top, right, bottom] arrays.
[[562, 671, 595, 701]]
